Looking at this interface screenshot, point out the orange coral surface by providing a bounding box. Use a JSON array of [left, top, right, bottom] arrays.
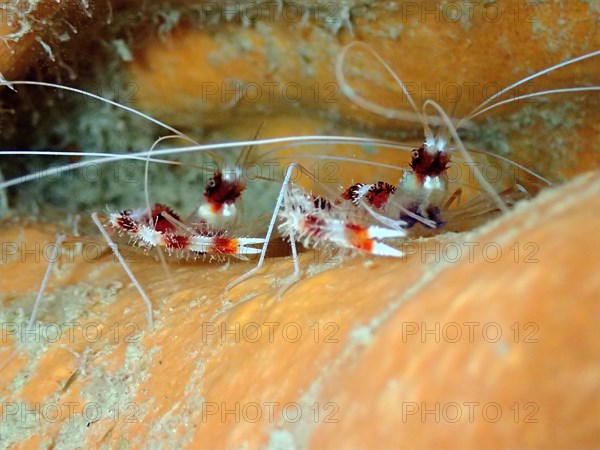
[[1, 0, 600, 448], [1, 172, 599, 448]]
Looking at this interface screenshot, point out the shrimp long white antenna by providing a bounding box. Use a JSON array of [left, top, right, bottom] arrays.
[[336, 41, 435, 142], [225, 163, 300, 293], [144, 133, 228, 214], [257, 139, 416, 163], [141, 131, 228, 215], [0, 150, 184, 162], [0, 152, 184, 189], [1, 134, 550, 217], [0, 81, 197, 142], [0, 233, 65, 374], [461, 49, 600, 125], [144, 135, 182, 215], [465, 149, 553, 186], [424, 99, 509, 213], [143, 134, 196, 284], [361, 198, 435, 230], [466, 86, 600, 120], [91, 212, 154, 328], [1, 135, 418, 189], [27, 233, 66, 329], [1, 136, 415, 162], [269, 154, 408, 173]]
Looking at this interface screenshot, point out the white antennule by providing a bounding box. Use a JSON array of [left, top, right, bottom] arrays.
[[335, 41, 474, 143], [424, 99, 509, 214], [336, 41, 434, 143], [91, 212, 155, 329], [467, 86, 600, 120], [0, 81, 196, 141], [461, 49, 600, 125], [0, 232, 65, 374], [0, 135, 416, 190]]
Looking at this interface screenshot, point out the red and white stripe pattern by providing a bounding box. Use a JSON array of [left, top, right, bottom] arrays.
[[278, 186, 405, 257], [108, 204, 264, 257]]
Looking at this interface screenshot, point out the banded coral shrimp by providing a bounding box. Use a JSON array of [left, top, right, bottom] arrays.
[[192, 41, 600, 299], [3, 36, 598, 325], [0, 57, 596, 450], [1, 41, 599, 350], [0, 79, 438, 382], [326, 41, 600, 235]]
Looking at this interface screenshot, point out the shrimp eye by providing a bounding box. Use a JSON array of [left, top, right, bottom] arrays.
[[207, 178, 216, 188], [411, 149, 419, 159]]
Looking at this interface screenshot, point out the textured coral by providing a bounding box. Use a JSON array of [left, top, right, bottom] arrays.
[[1, 1, 599, 448]]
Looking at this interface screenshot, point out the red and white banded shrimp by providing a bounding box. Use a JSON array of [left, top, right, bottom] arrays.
[[329, 41, 600, 232], [212, 41, 600, 294], [0, 79, 422, 343], [0, 41, 598, 342]]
